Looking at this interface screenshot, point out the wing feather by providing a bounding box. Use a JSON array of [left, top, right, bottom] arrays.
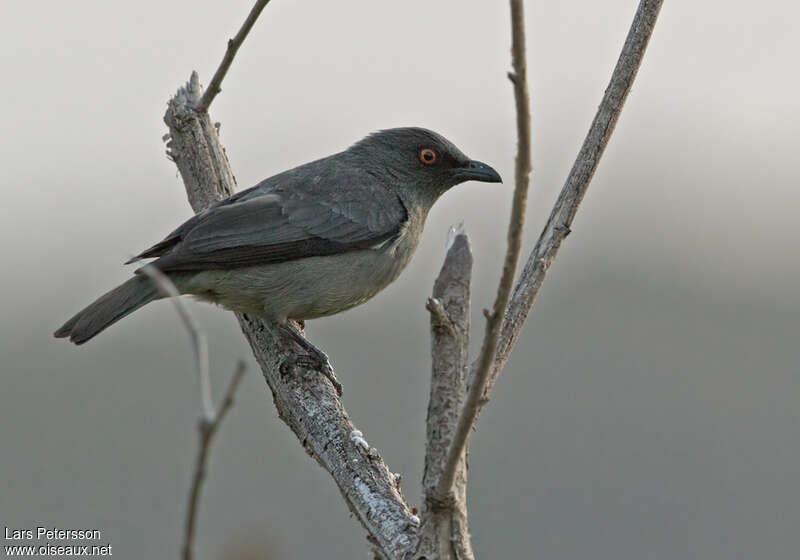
[[130, 171, 406, 273]]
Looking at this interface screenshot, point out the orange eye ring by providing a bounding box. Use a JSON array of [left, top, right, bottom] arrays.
[[419, 148, 437, 165]]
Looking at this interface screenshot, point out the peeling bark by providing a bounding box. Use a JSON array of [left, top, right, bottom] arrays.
[[418, 232, 474, 560]]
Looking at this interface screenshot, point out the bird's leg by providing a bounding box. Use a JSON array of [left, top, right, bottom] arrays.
[[275, 321, 343, 396]]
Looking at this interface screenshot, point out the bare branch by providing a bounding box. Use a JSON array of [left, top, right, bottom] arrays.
[[164, 77, 417, 560], [482, 0, 665, 402], [138, 265, 247, 559], [418, 232, 474, 559], [195, 0, 273, 113], [437, 0, 533, 499], [182, 361, 246, 560], [140, 264, 213, 421], [165, 73, 238, 212]]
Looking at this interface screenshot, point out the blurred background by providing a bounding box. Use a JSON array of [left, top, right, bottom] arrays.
[[2, 0, 798, 558]]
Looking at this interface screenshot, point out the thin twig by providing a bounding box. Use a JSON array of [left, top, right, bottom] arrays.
[[182, 361, 247, 560], [195, 0, 272, 113], [436, 0, 533, 499], [139, 266, 247, 559], [140, 265, 213, 421], [483, 0, 665, 402], [426, 297, 455, 335]]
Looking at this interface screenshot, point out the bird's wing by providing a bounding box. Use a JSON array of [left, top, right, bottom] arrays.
[[131, 180, 407, 273]]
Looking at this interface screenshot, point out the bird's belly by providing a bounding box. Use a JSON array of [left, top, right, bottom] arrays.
[[185, 241, 417, 321], [276, 249, 410, 319]]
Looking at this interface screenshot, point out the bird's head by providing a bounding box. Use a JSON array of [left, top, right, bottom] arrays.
[[348, 127, 502, 207]]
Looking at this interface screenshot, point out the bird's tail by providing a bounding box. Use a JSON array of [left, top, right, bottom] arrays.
[[54, 275, 159, 345]]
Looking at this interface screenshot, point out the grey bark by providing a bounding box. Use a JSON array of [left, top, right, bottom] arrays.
[[418, 231, 474, 560], [164, 73, 418, 560]]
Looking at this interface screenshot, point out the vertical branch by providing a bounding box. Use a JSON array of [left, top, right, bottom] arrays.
[[418, 230, 474, 559], [437, 0, 533, 499], [482, 0, 665, 401], [165, 72, 238, 212]]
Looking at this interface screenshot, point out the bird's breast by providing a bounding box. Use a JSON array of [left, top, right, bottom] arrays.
[[286, 218, 422, 319]]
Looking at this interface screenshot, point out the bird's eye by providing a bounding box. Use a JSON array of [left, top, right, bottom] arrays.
[[419, 148, 437, 165]]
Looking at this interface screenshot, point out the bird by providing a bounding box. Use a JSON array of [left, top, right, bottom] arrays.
[[55, 127, 501, 392]]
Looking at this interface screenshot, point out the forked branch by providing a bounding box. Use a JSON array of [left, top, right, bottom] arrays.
[[182, 362, 245, 560], [483, 0, 665, 402], [436, 0, 533, 500], [139, 265, 246, 560]]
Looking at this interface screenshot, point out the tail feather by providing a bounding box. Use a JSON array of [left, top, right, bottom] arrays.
[[54, 276, 158, 345]]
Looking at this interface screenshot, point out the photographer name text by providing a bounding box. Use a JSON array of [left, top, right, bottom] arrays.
[[5, 527, 101, 541]]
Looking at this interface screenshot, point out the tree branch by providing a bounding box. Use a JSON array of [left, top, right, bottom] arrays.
[[481, 0, 665, 402], [195, 0, 273, 113], [437, 0, 533, 499], [139, 265, 246, 560], [182, 362, 246, 560], [418, 229, 474, 559], [140, 265, 214, 421], [164, 76, 417, 560]]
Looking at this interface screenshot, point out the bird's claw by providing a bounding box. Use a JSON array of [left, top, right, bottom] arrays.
[[280, 347, 343, 397], [300, 352, 343, 397], [276, 321, 343, 396]]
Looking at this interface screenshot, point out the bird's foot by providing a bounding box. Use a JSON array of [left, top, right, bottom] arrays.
[[277, 322, 343, 396], [286, 352, 342, 397]]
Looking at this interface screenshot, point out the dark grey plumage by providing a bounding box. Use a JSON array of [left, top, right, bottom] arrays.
[[55, 127, 501, 346], [130, 171, 407, 272], [54, 276, 157, 345]]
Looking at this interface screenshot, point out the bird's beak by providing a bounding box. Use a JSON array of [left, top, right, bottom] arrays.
[[453, 160, 502, 183]]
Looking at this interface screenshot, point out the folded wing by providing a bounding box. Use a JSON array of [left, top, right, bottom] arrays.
[[129, 175, 407, 273]]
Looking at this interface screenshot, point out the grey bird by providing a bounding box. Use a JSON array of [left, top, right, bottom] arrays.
[[55, 127, 501, 391]]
